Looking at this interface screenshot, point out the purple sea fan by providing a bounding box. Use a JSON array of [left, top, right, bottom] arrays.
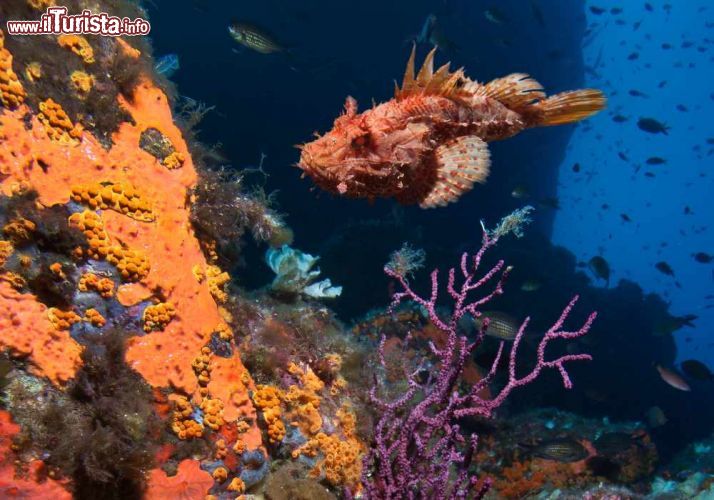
[[361, 216, 596, 499]]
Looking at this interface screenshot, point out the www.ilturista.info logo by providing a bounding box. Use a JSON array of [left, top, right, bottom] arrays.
[[5, 6, 150, 36]]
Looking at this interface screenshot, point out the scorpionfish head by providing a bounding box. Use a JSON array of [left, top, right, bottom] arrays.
[[298, 96, 379, 177]]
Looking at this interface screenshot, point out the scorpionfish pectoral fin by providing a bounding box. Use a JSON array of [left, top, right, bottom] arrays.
[[419, 135, 491, 209]]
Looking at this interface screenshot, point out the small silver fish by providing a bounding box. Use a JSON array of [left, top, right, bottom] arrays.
[[656, 364, 691, 391], [229, 21, 285, 54], [520, 279, 542, 292], [475, 312, 522, 341], [529, 438, 589, 462]]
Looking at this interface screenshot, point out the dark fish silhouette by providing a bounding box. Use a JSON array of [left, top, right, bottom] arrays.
[[594, 432, 638, 456], [588, 256, 610, 285], [693, 252, 712, 264], [638, 117, 669, 134], [681, 360, 713, 380], [655, 261, 675, 276], [653, 314, 697, 336], [646, 157, 666, 165]]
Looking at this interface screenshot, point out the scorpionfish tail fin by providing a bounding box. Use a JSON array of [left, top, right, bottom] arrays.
[[531, 89, 607, 126]]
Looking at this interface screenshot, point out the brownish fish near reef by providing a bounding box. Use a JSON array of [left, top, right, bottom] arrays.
[[298, 48, 606, 208]]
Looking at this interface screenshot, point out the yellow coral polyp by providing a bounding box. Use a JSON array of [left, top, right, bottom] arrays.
[[192, 346, 213, 387], [48, 307, 81, 330], [215, 323, 232, 341], [171, 395, 204, 440], [0, 240, 13, 267], [3, 218, 36, 244], [200, 397, 225, 430], [107, 246, 150, 282], [162, 151, 185, 170], [215, 439, 227, 459], [84, 308, 106, 327], [142, 302, 176, 332], [212, 466, 228, 483], [0, 31, 26, 109], [49, 262, 65, 280], [70, 70, 94, 98], [206, 265, 230, 303], [294, 432, 363, 488], [28, 0, 55, 10], [58, 34, 94, 64], [38, 99, 83, 145], [2, 272, 26, 290], [70, 182, 155, 222], [69, 210, 150, 282], [25, 62, 42, 82], [78, 272, 114, 298], [252, 385, 286, 443], [227, 477, 245, 493], [233, 439, 247, 455]]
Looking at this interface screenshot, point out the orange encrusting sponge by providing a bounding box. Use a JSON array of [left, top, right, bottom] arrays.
[[0, 40, 259, 452]]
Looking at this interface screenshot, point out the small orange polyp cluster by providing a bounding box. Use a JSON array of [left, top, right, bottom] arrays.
[[47, 307, 81, 330], [171, 395, 204, 440], [83, 308, 106, 327], [78, 272, 114, 298], [214, 438, 227, 459], [294, 431, 362, 488], [212, 466, 228, 483], [49, 262, 65, 279], [191, 346, 225, 430], [28, 0, 55, 10], [201, 397, 224, 431], [215, 323, 233, 341], [69, 210, 150, 282], [206, 265, 230, 303], [3, 218, 36, 244], [0, 241, 12, 267], [142, 302, 176, 332], [252, 385, 286, 443], [227, 477, 245, 493], [57, 34, 94, 64], [162, 151, 185, 170], [24, 62, 42, 82], [38, 99, 83, 145], [0, 30, 26, 109], [232, 438, 247, 455], [70, 182, 154, 222], [2, 271, 26, 290], [70, 70, 93, 98], [192, 346, 212, 395]]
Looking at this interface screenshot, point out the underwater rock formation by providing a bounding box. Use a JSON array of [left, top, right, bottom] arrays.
[[0, 1, 289, 496]]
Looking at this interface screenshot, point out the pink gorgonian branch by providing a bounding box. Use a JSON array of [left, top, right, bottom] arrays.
[[362, 218, 596, 500]]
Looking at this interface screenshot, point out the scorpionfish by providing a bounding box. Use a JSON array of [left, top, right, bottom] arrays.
[[298, 48, 606, 208]]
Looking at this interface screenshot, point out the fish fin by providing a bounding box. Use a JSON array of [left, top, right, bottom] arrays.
[[420, 136, 490, 208], [533, 89, 606, 126], [395, 46, 473, 102], [477, 73, 546, 111]]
